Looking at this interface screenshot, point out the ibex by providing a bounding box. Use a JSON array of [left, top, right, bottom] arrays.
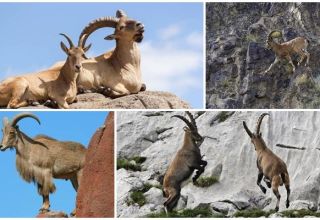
[[162, 111, 207, 212], [74, 9, 146, 98], [0, 34, 91, 109], [0, 113, 86, 215], [243, 113, 290, 211], [264, 31, 310, 73]]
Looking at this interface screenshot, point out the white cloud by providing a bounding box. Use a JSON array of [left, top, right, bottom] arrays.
[[159, 24, 181, 40], [186, 32, 203, 50], [140, 40, 203, 98]]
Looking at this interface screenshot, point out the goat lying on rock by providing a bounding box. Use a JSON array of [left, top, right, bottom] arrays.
[[0, 34, 91, 108], [162, 111, 207, 212], [243, 113, 290, 211], [0, 113, 86, 215], [265, 30, 310, 73]]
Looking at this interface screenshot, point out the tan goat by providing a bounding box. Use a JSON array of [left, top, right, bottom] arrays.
[[0, 34, 91, 109], [243, 113, 290, 211], [74, 9, 146, 98], [0, 113, 86, 215], [163, 111, 207, 212], [265, 30, 310, 73]]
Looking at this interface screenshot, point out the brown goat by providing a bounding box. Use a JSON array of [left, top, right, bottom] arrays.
[[0, 113, 86, 215], [162, 111, 207, 213], [0, 34, 91, 109], [265, 30, 310, 73], [243, 113, 290, 211]]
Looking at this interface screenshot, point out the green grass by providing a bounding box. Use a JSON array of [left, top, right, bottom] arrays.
[[146, 206, 225, 218], [217, 111, 233, 123], [195, 176, 219, 187], [117, 156, 147, 171], [281, 209, 320, 218], [127, 183, 160, 207], [234, 209, 276, 217]]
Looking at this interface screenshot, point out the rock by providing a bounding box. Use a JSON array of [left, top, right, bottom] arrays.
[[144, 187, 164, 206], [17, 91, 190, 109], [36, 211, 68, 218], [269, 212, 283, 218], [210, 201, 237, 216], [76, 113, 114, 217], [206, 3, 320, 109]]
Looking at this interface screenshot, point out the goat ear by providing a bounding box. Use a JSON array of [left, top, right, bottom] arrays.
[[83, 43, 92, 53], [104, 34, 116, 40], [60, 42, 69, 54]]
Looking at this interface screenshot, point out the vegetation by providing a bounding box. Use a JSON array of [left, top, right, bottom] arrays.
[[117, 156, 147, 171], [281, 209, 320, 218], [146, 206, 225, 218], [217, 111, 234, 123], [234, 208, 320, 218], [234, 208, 276, 217], [195, 176, 219, 187], [127, 183, 160, 207]]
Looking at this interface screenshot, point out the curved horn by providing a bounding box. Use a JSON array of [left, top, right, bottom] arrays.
[[185, 111, 197, 131], [268, 30, 282, 40], [60, 33, 74, 48], [79, 16, 119, 48], [116, 9, 127, 18], [172, 115, 195, 131], [78, 34, 87, 47], [243, 121, 253, 138], [255, 113, 270, 135], [11, 113, 41, 127]]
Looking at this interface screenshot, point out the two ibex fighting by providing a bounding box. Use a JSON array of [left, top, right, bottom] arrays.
[[0, 113, 86, 215], [0, 9, 145, 108], [161, 112, 291, 213], [264, 30, 310, 73]]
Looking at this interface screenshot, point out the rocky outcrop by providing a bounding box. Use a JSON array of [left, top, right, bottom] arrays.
[[206, 3, 320, 109], [36, 211, 68, 218], [117, 111, 320, 217], [76, 112, 114, 217], [16, 91, 190, 109]]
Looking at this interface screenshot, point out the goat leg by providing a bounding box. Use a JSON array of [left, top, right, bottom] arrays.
[[140, 83, 146, 92], [272, 175, 281, 212], [264, 58, 279, 73], [39, 195, 50, 213], [263, 176, 271, 188], [192, 166, 205, 183], [286, 56, 295, 72], [164, 191, 180, 213], [257, 173, 267, 194]]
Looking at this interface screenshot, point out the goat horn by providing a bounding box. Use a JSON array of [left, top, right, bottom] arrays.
[[185, 111, 198, 131], [60, 33, 74, 48], [268, 31, 282, 39], [255, 113, 270, 134], [79, 16, 119, 48], [172, 115, 195, 131], [116, 9, 127, 18], [243, 121, 253, 138], [78, 34, 87, 48], [11, 113, 41, 127]]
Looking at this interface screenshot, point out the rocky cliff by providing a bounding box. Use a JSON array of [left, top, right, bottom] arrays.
[[117, 111, 320, 217], [13, 91, 189, 109], [206, 3, 320, 109], [76, 112, 114, 217]]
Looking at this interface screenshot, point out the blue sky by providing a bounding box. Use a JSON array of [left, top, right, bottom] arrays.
[[0, 111, 108, 217], [0, 3, 204, 108]]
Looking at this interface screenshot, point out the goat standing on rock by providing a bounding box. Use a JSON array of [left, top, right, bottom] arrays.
[[0, 34, 91, 109], [162, 111, 207, 213], [243, 113, 290, 211], [0, 113, 86, 215], [264, 30, 310, 73]]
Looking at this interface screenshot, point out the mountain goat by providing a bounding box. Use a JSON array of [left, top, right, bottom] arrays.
[[0, 34, 91, 109], [0, 113, 86, 215], [243, 113, 290, 211], [162, 111, 207, 212], [74, 9, 146, 98], [265, 30, 310, 73]]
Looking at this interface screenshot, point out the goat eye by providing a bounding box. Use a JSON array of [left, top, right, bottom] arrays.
[[119, 26, 125, 30]]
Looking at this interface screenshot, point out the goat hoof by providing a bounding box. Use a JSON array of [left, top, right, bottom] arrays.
[[275, 207, 279, 212], [39, 208, 50, 213], [261, 187, 267, 194], [286, 201, 290, 208]]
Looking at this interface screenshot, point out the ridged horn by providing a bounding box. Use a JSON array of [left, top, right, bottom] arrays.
[[116, 9, 127, 18], [255, 113, 269, 135], [243, 121, 253, 138], [60, 33, 74, 48], [172, 114, 195, 131], [268, 30, 282, 40], [79, 16, 119, 48], [185, 111, 197, 131], [11, 113, 41, 127]]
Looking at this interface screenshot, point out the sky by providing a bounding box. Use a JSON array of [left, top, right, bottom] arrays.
[[0, 3, 204, 108], [0, 111, 108, 217]]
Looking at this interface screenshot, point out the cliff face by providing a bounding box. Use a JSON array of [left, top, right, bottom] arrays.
[[206, 3, 320, 109], [76, 112, 114, 217], [117, 111, 320, 217]]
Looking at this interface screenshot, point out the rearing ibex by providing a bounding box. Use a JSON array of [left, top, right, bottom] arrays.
[[0, 113, 86, 215], [243, 113, 290, 211], [162, 111, 207, 212], [265, 30, 310, 73]]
